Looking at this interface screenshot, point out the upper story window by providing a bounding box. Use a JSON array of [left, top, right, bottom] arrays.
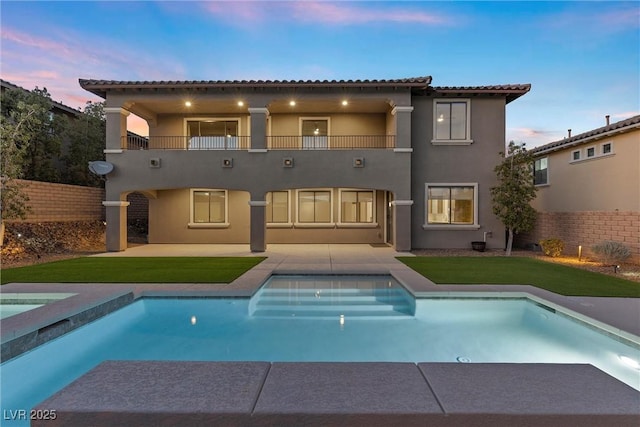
[[186, 119, 239, 150], [534, 157, 548, 185], [266, 191, 290, 224], [432, 99, 472, 145], [424, 183, 478, 228], [572, 150, 581, 161], [300, 118, 330, 150], [571, 142, 614, 164], [602, 142, 612, 154], [340, 190, 374, 224], [191, 189, 228, 226], [586, 146, 596, 158]]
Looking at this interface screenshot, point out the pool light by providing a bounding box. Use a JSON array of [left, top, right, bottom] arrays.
[[190, 316, 197, 325]]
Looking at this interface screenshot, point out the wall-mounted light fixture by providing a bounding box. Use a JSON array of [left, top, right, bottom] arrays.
[[283, 157, 294, 168], [222, 158, 233, 168], [353, 157, 364, 168], [149, 158, 161, 168]]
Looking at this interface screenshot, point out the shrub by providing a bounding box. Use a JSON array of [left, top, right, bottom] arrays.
[[592, 241, 631, 265], [539, 238, 564, 257]]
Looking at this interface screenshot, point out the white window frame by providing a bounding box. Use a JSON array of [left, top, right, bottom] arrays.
[[571, 142, 615, 164], [189, 189, 229, 228], [337, 188, 377, 228], [266, 190, 292, 228], [423, 183, 479, 230], [299, 117, 331, 149], [431, 99, 473, 145], [534, 157, 549, 186], [184, 117, 242, 150], [294, 188, 334, 227], [571, 149, 581, 162]]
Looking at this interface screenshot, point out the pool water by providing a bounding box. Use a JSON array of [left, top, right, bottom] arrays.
[[0, 293, 76, 319], [1, 277, 638, 426]]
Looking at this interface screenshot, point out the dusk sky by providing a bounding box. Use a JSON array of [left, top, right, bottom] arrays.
[[1, 1, 638, 147]]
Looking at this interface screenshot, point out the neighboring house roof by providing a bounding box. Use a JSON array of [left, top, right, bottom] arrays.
[[531, 114, 640, 156], [0, 79, 82, 117], [79, 76, 434, 98]]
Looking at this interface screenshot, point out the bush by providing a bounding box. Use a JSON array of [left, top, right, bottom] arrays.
[[592, 241, 631, 265], [539, 238, 564, 257]]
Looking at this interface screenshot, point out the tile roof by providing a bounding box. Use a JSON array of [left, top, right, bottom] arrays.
[[430, 84, 532, 103], [531, 114, 640, 155], [79, 76, 433, 98]]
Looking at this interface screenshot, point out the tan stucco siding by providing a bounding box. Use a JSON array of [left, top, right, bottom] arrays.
[[269, 113, 386, 136], [532, 130, 640, 212]]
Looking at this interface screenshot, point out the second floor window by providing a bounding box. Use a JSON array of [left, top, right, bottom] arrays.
[[187, 119, 239, 150], [434, 100, 470, 142], [534, 157, 548, 185]]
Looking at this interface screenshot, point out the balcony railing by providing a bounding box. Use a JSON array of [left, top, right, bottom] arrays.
[[123, 135, 395, 150]]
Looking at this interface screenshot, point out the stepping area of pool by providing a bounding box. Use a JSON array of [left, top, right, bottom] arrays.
[[35, 361, 639, 427]]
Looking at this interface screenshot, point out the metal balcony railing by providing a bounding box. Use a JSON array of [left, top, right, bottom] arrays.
[[123, 135, 395, 150], [267, 135, 395, 149]]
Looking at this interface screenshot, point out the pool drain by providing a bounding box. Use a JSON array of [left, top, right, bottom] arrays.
[[456, 356, 470, 363]]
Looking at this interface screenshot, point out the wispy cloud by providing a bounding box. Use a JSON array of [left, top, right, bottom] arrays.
[[200, 1, 451, 26], [540, 4, 639, 39]]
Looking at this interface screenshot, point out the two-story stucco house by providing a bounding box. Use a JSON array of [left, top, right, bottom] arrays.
[[79, 76, 530, 252], [520, 115, 640, 261]]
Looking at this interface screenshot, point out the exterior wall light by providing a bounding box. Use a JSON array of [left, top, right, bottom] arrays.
[[283, 157, 294, 168], [222, 158, 233, 168], [353, 157, 364, 168]]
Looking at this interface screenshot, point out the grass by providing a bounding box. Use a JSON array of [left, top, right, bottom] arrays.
[[397, 256, 640, 297], [1, 257, 266, 284]]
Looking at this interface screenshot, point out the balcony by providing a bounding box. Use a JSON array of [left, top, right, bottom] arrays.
[[123, 135, 396, 150]]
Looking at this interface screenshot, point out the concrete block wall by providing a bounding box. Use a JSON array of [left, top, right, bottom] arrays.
[[8, 179, 105, 222], [126, 192, 149, 222], [517, 211, 640, 262]]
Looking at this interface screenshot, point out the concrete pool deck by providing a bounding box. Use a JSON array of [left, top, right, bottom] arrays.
[[2, 243, 639, 426]]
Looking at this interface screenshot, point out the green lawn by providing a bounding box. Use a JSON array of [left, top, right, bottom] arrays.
[[1, 257, 265, 284], [397, 256, 640, 297]]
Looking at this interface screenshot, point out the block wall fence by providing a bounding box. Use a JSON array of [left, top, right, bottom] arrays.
[[517, 211, 640, 262], [8, 179, 105, 222]]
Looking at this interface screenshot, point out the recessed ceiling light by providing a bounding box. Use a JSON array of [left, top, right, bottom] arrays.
[[185, 101, 192, 107], [289, 100, 296, 107], [341, 100, 348, 106], [237, 101, 244, 107]]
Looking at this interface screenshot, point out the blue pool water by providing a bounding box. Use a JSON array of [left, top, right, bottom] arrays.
[[1, 276, 638, 426]]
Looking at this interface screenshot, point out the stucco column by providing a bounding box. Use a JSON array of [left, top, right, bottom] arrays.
[[392, 200, 413, 251], [391, 106, 414, 150], [248, 107, 269, 151], [104, 107, 130, 151], [248, 200, 267, 252], [103, 201, 129, 252]]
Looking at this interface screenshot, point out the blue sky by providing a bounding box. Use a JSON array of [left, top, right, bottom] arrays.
[[1, 1, 638, 147]]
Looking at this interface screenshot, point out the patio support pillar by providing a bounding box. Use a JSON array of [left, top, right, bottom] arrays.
[[248, 200, 267, 252], [392, 200, 413, 251], [104, 107, 129, 151], [391, 106, 413, 150], [248, 107, 269, 151], [103, 201, 130, 252]]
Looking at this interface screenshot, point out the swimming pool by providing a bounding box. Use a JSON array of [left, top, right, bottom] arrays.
[[0, 293, 77, 319], [1, 276, 638, 426]]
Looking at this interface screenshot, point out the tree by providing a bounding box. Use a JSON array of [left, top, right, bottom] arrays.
[[62, 101, 106, 187], [0, 98, 38, 244], [1, 87, 62, 182], [490, 142, 538, 256]]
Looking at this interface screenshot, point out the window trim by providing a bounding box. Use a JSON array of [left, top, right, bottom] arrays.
[[189, 189, 229, 228], [601, 142, 613, 155], [570, 142, 615, 164], [534, 157, 549, 187], [294, 188, 334, 228], [337, 188, 378, 228], [266, 190, 293, 228], [571, 149, 581, 162], [299, 117, 331, 149], [431, 99, 473, 145], [423, 183, 480, 230], [184, 117, 242, 150]]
